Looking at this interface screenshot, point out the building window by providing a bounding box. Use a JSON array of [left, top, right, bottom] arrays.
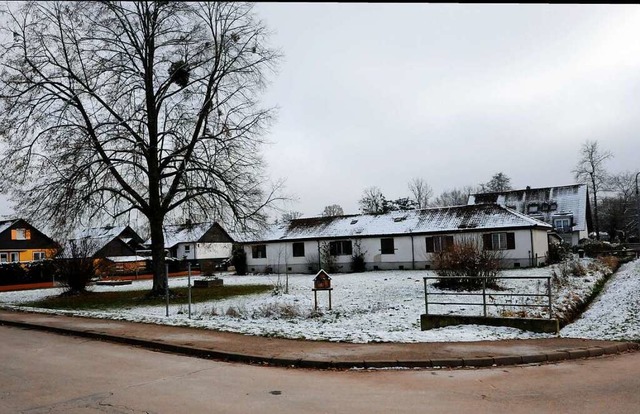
[[329, 240, 352, 256], [251, 244, 267, 259], [554, 218, 572, 233], [184, 244, 191, 254], [0, 253, 7, 263], [33, 251, 45, 261], [380, 238, 395, 254], [483, 232, 515, 250], [527, 204, 538, 214], [425, 235, 454, 253], [12, 228, 30, 240], [292, 242, 305, 257], [9, 252, 19, 262]]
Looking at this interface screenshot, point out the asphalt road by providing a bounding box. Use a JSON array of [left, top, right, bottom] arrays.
[[1, 325, 639, 414]]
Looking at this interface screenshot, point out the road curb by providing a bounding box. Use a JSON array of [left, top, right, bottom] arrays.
[[0, 316, 637, 370]]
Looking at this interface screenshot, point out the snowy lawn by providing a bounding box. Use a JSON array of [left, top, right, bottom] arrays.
[[0, 257, 633, 343]]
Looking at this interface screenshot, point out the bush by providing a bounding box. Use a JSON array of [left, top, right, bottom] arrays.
[[25, 260, 56, 283], [558, 260, 587, 278], [231, 245, 247, 275], [575, 239, 623, 258], [54, 239, 104, 295], [548, 242, 571, 264], [0, 263, 27, 285], [596, 255, 620, 272], [433, 238, 502, 291]]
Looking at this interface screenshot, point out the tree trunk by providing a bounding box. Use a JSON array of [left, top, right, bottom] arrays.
[[149, 211, 167, 295]]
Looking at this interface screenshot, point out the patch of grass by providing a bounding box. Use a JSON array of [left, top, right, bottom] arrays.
[[25, 284, 272, 311]]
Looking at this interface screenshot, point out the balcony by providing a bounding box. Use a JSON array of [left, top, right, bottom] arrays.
[[554, 225, 573, 234]]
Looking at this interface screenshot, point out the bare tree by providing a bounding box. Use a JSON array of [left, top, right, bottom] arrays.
[[408, 178, 433, 209], [358, 186, 387, 214], [0, 2, 282, 295], [431, 186, 479, 207], [573, 140, 612, 240], [600, 171, 637, 241], [280, 210, 303, 223], [321, 204, 344, 217]]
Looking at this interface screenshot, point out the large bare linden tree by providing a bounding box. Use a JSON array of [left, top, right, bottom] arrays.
[[0, 2, 281, 294]]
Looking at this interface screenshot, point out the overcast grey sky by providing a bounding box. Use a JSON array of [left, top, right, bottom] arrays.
[[255, 3, 640, 217], [1, 3, 640, 221]]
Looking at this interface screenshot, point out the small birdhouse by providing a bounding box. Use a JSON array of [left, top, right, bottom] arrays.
[[313, 269, 332, 290]]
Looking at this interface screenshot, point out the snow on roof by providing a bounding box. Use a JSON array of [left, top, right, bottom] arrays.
[[468, 184, 589, 231], [244, 204, 551, 243], [159, 222, 215, 248], [73, 226, 128, 241], [0, 220, 16, 235], [70, 226, 130, 257], [105, 255, 148, 263]]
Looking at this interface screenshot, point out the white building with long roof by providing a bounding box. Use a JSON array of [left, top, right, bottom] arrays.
[[242, 204, 552, 274]]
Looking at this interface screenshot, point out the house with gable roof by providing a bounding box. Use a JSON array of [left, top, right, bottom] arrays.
[[71, 225, 147, 275], [467, 184, 592, 246], [242, 204, 552, 274], [0, 218, 58, 263], [150, 221, 234, 273]]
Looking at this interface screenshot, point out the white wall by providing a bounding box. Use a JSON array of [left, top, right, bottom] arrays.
[[175, 242, 232, 260], [196, 242, 232, 259]]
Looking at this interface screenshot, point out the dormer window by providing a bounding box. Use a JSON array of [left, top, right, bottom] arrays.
[[12, 228, 30, 240], [527, 204, 539, 214], [549, 202, 558, 211]]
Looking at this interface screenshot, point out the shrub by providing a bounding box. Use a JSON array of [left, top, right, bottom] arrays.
[[575, 239, 623, 258], [25, 260, 56, 283], [558, 260, 587, 278], [231, 245, 247, 275], [596, 255, 619, 272], [433, 238, 503, 291], [54, 239, 104, 295], [548, 242, 571, 264], [0, 263, 27, 285]]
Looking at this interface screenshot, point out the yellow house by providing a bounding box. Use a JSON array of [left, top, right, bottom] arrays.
[[0, 219, 58, 263]]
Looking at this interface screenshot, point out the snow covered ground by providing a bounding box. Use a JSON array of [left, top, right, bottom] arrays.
[[0, 257, 636, 343]]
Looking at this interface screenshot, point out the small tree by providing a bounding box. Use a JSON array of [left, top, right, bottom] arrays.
[[54, 238, 105, 295], [359, 186, 388, 214], [480, 172, 512, 193]]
